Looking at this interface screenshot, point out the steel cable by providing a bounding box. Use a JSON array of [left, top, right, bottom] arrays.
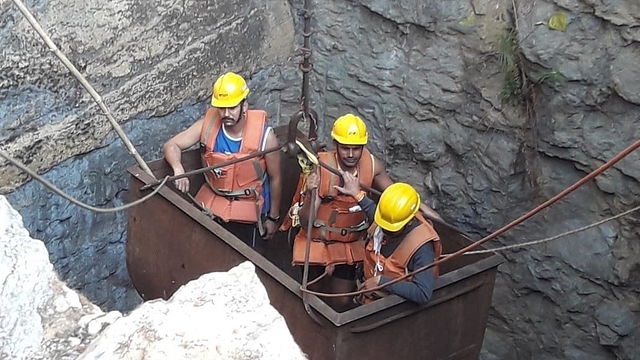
[[11, 0, 154, 178], [446, 204, 640, 256], [300, 139, 640, 298], [1, 149, 169, 213]]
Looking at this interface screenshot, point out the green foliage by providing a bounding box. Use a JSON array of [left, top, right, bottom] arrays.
[[498, 30, 523, 105], [497, 31, 566, 104]]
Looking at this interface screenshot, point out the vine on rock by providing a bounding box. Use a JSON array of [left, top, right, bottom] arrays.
[[497, 1, 566, 196]]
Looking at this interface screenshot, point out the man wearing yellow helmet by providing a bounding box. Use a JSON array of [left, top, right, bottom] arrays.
[[163, 72, 282, 253], [281, 113, 441, 310], [336, 176, 442, 304]]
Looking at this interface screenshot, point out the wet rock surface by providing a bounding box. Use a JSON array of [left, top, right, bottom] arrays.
[[1, 0, 639, 359], [5, 105, 203, 310], [0, 0, 294, 191]]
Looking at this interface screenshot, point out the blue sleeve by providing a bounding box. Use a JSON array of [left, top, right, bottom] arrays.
[[358, 196, 376, 222], [378, 242, 436, 304]]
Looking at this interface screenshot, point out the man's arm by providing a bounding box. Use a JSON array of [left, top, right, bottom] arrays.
[[333, 169, 376, 222], [372, 155, 442, 221], [371, 156, 394, 192], [419, 203, 442, 221], [162, 118, 203, 192], [357, 196, 376, 222], [263, 130, 282, 239], [378, 242, 436, 304]]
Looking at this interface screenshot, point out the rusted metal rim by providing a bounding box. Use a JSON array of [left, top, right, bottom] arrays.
[[127, 158, 505, 327]]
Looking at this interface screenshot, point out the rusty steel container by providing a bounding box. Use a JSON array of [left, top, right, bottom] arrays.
[[126, 127, 504, 360]]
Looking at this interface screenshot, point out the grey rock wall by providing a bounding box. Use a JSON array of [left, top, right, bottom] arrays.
[[6, 104, 205, 310], [0, 0, 294, 191], [1, 0, 294, 310], [1, 0, 639, 359], [259, 0, 640, 359]]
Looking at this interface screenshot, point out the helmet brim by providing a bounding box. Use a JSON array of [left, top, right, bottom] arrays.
[[331, 133, 368, 146], [374, 206, 412, 232], [211, 89, 249, 108]]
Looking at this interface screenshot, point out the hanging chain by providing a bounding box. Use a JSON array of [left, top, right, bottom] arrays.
[[297, 0, 318, 141]]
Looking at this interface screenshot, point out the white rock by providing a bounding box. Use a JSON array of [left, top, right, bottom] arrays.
[[68, 337, 82, 347], [78, 262, 308, 360], [53, 287, 83, 313], [86, 311, 122, 336], [0, 195, 307, 359], [0, 196, 108, 360]]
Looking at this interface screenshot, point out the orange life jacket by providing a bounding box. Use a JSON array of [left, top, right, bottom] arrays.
[[363, 213, 442, 284], [288, 149, 376, 266], [194, 108, 268, 225]]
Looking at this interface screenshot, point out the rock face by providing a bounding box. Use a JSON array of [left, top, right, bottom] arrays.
[[0, 194, 119, 359], [2, 0, 294, 311], [286, 1, 640, 359], [0, 0, 294, 191], [78, 261, 307, 360], [6, 106, 205, 311], [0, 195, 306, 360], [2, 0, 640, 360]]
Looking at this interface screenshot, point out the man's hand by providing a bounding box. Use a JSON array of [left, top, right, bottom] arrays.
[[325, 264, 335, 276], [333, 170, 361, 198], [355, 275, 383, 304], [419, 203, 442, 221], [263, 218, 278, 240], [172, 166, 190, 193], [163, 118, 203, 193], [360, 275, 381, 293]]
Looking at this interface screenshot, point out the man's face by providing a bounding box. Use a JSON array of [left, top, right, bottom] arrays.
[[335, 143, 364, 169], [381, 227, 401, 239], [219, 102, 244, 127]]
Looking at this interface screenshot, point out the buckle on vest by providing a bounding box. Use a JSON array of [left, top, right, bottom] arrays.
[[244, 189, 252, 196], [227, 195, 238, 201], [212, 168, 224, 178], [341, 229, 348, 236], [320, 195, 333, 204]]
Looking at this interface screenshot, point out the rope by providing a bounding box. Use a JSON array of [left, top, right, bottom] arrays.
[[11, 0, 155, 178], [306, 270, 329, 287], [300, 139, 640, 298], [301, 186, 317, 301], [445, 204, 640, 255], [293, 138, 469, 237], [0, 149, 169, 213], [139, 144, 285, 190]]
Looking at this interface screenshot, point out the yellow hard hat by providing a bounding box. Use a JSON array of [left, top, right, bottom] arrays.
[[331, 114, 368, 145], [374, 183, 421, 232], [211, 72, 250, 108]]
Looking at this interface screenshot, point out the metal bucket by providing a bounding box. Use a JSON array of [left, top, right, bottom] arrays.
[[126, 127, 504, 359]]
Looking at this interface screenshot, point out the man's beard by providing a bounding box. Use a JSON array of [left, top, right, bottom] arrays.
[[222, 115, 239, 126]]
